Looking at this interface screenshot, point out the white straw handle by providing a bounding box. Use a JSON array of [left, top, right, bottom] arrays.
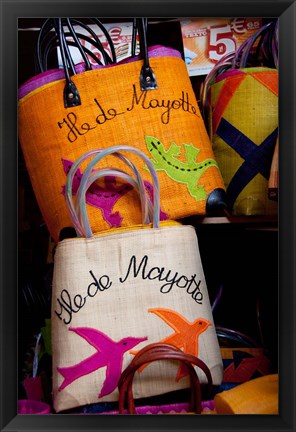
[[76, 168, 153, 238], [65, 146, 160, 237]]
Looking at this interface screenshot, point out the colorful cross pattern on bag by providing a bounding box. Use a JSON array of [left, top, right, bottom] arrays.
[[216, 120, 278, 209], [209, 67, 278, 215], [221, 347, 272, 383]]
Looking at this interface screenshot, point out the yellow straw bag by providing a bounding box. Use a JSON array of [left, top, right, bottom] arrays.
[[214, 374, 278, 414], [200, 20, 278, 216], [18, 18, 225, 242], [208, 67, 278, 215]]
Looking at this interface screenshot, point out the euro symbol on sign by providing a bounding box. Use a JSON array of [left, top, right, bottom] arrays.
[[231, 18, 246, 34]]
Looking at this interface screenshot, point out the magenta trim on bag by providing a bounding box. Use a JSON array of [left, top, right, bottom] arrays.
[[18, 45, 182, 100], [18, 399, 51, 414], [100, 400, 215, 415]]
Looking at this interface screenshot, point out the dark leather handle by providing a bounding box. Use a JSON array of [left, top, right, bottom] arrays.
[[118, 343, 212, 414], [137, 18, 158, 91], [36, 18, 115, 73], [36, 17, 158, 109], [118, 343, 200, 414]]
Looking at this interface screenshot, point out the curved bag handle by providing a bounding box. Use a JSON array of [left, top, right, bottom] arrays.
[[117, 343, 213, 414], [52, 18, 82, 108], [118, 343, 201, 414], [65, 146, 160, 237], [69, 18, 116, 66], [73, 146, 160, 236], [36, 18, 116, 73], [75, 167, 153, 237], [36, 18, 117, 107], [36, 18, 58, 72], [200, 51, 235, 124], [200, 19, 278, 129], [39, 32, 106, 72], [65, 150, 153, 237], [131, 17, 148, 57], [235, 20, 278, 69], [119, 348, 201, 414], [88, 18, 117, 64], [131, 18, 138, 57], [136, 18, 158, 91], [36, 17, 158, 108], [68, 167, 152, 238], [61, 19, 92, 72], [63, 148, 146, 234]]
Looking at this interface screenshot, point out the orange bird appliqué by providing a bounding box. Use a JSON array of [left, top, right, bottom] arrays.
[[131, 308, 212, 381]]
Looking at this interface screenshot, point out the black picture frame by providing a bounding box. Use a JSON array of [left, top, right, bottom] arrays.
[[1, 0, 295, 431]]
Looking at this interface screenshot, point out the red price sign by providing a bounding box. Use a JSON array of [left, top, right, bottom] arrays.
[[181, 18, 263, 76], [208, 25, 236, 62]]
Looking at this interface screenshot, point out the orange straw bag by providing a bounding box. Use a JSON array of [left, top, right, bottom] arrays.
[[18, 18, 226, 242]]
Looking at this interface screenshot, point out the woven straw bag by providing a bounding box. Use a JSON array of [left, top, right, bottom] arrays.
[[268, 137, 278, 201], [200, 21, 278, 216], [51, 145, 223, 412], [18, 18, 226, 243], [214, 374, 278, 414]]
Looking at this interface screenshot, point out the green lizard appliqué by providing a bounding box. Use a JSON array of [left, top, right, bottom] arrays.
[[145, 136, 218, 200]]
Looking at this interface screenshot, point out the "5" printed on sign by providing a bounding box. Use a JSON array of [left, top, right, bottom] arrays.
[[208, 24, 236, 62]]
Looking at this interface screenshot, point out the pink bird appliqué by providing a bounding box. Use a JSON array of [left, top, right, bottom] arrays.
[[57, 327, 147, 398]]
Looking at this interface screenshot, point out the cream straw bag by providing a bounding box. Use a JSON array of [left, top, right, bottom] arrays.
[[51, 146, 223, 412]]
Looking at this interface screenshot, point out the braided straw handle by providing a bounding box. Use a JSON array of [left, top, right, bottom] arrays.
[[118, 343, 213, 414]]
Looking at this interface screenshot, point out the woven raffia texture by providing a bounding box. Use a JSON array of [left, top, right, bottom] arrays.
[[209, 67, 278, 215], [18, 55, 224, 242], [51, 222, 223, 412], [214, 374, 278, 414]]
